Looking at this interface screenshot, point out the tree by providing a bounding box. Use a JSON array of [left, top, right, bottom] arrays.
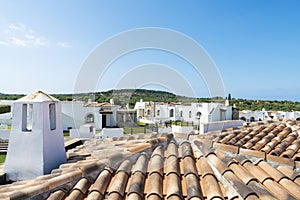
[[228, 93, 232, 100]]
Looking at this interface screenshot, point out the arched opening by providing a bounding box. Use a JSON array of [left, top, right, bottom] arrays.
[[196, 112, 202, 118], [296, 117, 300, 121], [157, 110, 160, 116], [240, 117, 246, 121], [169, 109, 174, 117], [85, 113, 94, 123], [250, 117, 255, 122]]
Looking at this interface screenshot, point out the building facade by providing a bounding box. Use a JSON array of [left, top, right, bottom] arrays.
[[134, 100, 233, 124]]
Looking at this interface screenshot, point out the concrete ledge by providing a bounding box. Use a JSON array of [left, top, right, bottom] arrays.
[[239, 148, 266, 159], [266, 154, 295, 167], [213, 143, 239, 154]]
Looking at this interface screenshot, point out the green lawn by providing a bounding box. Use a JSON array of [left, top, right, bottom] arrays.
[[0, 154, 6, 164]]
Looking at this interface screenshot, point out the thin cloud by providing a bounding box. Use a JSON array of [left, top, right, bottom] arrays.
[[56, 42, 72, 48], [0, 22, 69, 48], [0, 40, 9, 46], [10, 37, 27, 47]]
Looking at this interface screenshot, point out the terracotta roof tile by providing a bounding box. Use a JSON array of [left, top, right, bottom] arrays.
[[196, 157, 214, 178], [206, 153, 231, 175], [89, 168, 113, 196], [294, 176, 300, 186], [165, 173, 182, 199], [200, 174, 223, 200], [222, 170, 259, 199], [127, 172, 146, 198], [180, 142, 194, 159], [277, 178, 300, 199], [165, 141, 179, 158], [148, 155, 164, 176], [65, 178, 91, 200], [165, 156, 180, 176], [277, 165, 300, 182], [184, 174, 203, 199], [145, 172, 163, 198], [182, 156, 198, 176], [2, 128, 300, 200], [47, 189, 67, 200], [107, 171, 129, 198], [262, 179, 294, 200], [242, 160, 273, 183], [228, 162, 258, 185], [257, 161, 287, 182], [131, 153, 149, 175]]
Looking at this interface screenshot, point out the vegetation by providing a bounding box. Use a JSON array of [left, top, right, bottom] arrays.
[[0, 154, 6, 164], [230, 98, 300, 111], [1, 89, 300, 111], [0, 105, 11, 114], [0, 93, 24, 100]]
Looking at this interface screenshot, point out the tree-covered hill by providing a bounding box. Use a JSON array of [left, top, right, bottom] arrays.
[[1, 89, 300, 111]]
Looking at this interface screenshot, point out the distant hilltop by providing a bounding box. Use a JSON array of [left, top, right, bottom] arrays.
[[0, 89, 300, 111]]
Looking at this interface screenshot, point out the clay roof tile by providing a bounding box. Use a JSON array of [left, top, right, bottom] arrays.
[[200, 174, 223, 200], [89, 168, 113, 195], [166, 173, 182, 199], [127, 172, 146, 198]]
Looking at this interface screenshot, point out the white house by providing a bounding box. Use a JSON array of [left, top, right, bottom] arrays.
[[134, 99, 232, 125], [61, 99, 120, 131], [239, 110, 300, 122]]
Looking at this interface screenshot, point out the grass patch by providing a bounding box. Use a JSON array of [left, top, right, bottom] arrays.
[[63, 131, 70, 138], [0, 154, 6, 164], [171, 121, 193, 126], [137, 122, 147, 126]]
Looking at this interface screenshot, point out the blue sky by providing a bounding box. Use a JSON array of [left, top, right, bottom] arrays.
[[0, 1, 299, 101]]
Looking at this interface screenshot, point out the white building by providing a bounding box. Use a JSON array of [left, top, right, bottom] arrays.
[[134, 100, 232, 125], [4, 91, 66, 181], [239, 110, 300, 122], [61, 100, 120, 131]]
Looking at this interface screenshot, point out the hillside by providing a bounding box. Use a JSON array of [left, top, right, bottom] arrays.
[[0, 89, 300, 111]]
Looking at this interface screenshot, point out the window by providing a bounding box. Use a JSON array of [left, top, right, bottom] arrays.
[[147, 109, 151, 116], [180, 111, 183, 117], [157, 110, 160, 116], [49, 103, 56, 130], [85, 113, 95, 123], [169, 109, 174, 117], [22, 104, 33, 132], [189, 111, 192, 118]]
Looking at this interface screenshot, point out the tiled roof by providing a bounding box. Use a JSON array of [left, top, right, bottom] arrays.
[[215, 120, 300, 162], [16, 91, 59, 102], [0, 122, 300, 200]]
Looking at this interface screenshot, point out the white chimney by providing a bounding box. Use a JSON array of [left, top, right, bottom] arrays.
[[4, 91, 66, 181]]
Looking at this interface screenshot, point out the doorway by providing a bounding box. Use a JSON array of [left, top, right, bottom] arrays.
[[102, 115, 107, 128]]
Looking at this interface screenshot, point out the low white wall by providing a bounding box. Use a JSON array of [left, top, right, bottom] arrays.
[[101, 128, 124, 138], [158, 127, 172, 134], [200, 120, 243, 134], [0, 130, 10, 140], [69, 129, 94, 139], [172, 125, 194, 134]]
